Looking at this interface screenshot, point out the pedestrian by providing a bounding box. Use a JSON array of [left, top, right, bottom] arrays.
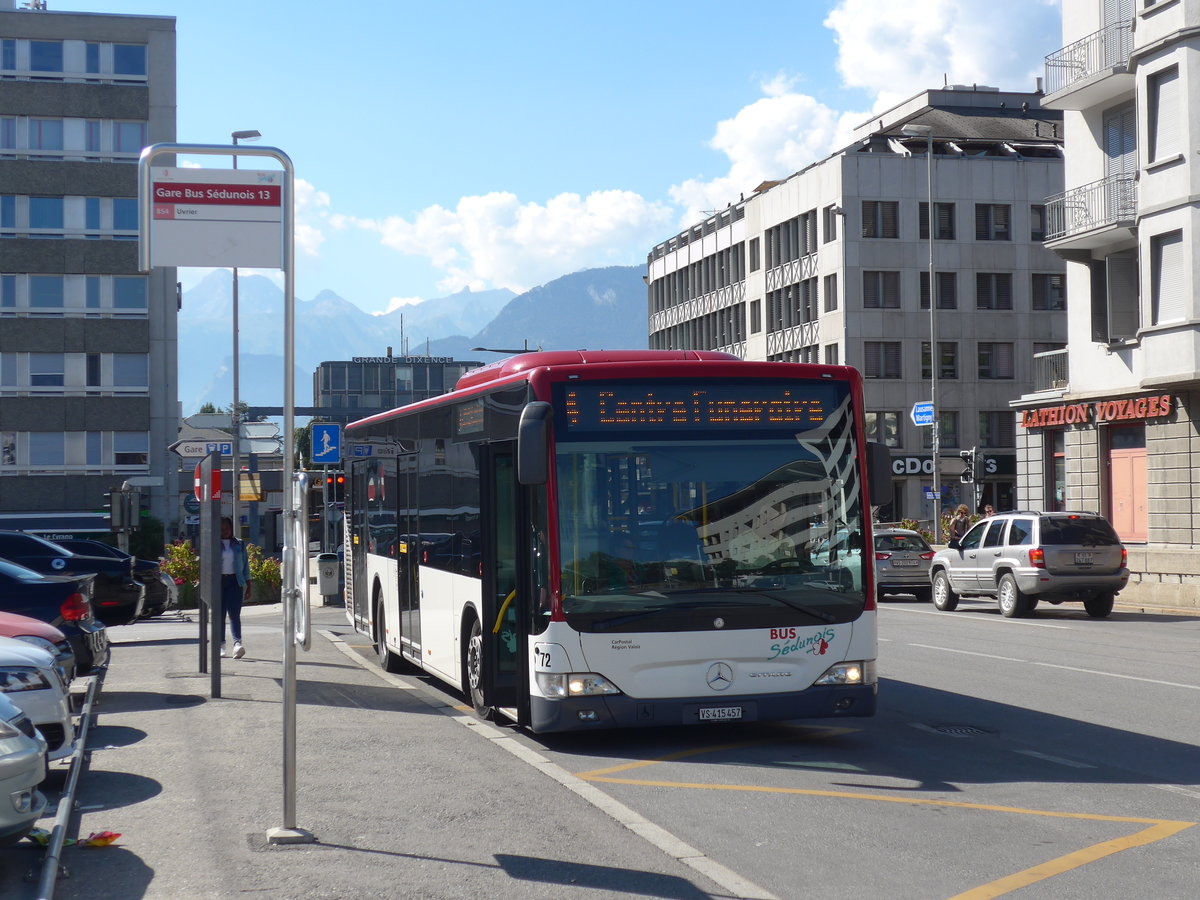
[[948, 504, 971, 542], [983, 504, 995, 517], [219, 516, 251, 659]]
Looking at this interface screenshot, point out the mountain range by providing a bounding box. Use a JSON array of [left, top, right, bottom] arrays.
[[179, 265, 649, 413]]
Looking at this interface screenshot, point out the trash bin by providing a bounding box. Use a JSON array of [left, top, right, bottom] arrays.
[[316, 552, 341, 604]]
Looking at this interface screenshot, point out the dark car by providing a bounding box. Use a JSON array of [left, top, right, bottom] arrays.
[[0, 558, 109, 674], [0, 531, 144, 627], [53, 538, 174, 618]]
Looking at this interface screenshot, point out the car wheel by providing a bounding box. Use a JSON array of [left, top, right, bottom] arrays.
[[375, 600, 403, 673], [913, 587, 933, 604], [932, 571, 958, 611], [466, 618, 491, 719], [1084, 592, 1115, 618], [998, 574, 1031, 618]]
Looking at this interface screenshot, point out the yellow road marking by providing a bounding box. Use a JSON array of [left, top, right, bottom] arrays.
[[576, 740, 1196, 898]]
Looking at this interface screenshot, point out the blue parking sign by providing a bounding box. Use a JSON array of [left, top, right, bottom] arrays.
[[311, 423, 342, 465]]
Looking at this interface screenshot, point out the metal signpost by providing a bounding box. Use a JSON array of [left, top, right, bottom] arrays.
[[197, 450, 223, 697], [139, 143, 313, 844]]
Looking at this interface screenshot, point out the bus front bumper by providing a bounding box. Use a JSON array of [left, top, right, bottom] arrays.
[[529, 683, 876, 733]]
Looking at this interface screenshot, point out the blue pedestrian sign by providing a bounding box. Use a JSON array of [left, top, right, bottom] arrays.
[[911, 401, 935, 427], [311, 423, 342, 465]]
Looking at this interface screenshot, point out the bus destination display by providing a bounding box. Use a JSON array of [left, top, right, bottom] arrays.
[[560, 381, 840, 432]]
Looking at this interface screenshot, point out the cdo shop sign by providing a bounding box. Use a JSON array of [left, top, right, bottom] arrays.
[[891, 455, 1013, 477]]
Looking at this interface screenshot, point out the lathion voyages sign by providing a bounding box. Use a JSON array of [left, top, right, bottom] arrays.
[[1020, 394, 1173, 429]]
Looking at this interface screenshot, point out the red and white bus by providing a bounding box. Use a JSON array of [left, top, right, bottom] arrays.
[[343, 350, 888, 731]]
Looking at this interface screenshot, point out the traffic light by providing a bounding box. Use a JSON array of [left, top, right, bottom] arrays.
[[325, 472, 346, 503], [959, 448, 976, 484], [103, 490, 128, 531]]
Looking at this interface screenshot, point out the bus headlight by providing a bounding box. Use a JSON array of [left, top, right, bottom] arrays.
[[535, 672, 622, 699], [815, 660, 876, 686]]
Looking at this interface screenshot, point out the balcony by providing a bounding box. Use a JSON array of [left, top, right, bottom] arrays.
[[1032, 349, 1069, 393], [1041, 21, 1134, 111], [1044, 174, 1136, 249]]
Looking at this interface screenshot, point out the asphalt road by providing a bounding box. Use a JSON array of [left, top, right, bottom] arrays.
[[333, 598, 1200, 900]]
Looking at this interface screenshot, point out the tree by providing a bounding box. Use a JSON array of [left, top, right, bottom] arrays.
[[198, 402, 220, 414]]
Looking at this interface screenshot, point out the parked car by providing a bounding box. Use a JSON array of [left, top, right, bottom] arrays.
[[0, 692, 47, 846], [0, 531, 144, 626], [929, 510, 1129, 618], [0, 611, 75, 684], [0, 636, 75, 763], [0, 558, 109, 674], [53, 538, 174, 618], [873, 528, 935, 602]]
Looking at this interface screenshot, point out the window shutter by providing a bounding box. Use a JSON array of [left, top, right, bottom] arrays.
[[1107, 250, 1139, 340], [939, 271, 956, 307], [883, 272, 899, 307], [863, 272, 879, 308], [882, 202, 898, 238], [919, 202, 929, 240], [1150, 67, 1179, 162], [937, 203, 954, 239], [997, 343, 1014, 378], [862, 201, 877, 238], [1152, 231, 1185, 325], [975, 204, 989, 239], [885, 342, 901, 378], [998, 274, 1012, 309]]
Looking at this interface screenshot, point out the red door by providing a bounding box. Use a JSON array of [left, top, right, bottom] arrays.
[[1109, 447, 1146, 542]]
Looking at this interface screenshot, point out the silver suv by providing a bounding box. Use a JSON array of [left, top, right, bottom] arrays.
[[929, 511, 1129, 618]]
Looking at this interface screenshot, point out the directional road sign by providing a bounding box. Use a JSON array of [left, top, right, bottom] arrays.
[[911, 401, 935, 427], [311, 423, 342, 465]]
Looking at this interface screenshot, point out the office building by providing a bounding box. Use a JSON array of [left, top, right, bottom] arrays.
[[313, 354, 483, 420], [646, 87, 1066, 523]]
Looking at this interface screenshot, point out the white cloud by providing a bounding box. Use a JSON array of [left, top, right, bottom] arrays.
[[374, 295, 426, 316], [354, 190, 672, 295], [294, 178, 331, 259]]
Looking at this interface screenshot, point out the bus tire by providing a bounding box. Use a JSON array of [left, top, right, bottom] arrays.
[[932, 571, 958, 611], [375, 597, 403, 673], [466, 617, 491, 719]]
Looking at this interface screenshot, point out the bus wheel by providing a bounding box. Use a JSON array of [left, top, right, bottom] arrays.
[[466, 618, 491, 719], [375, 600, 402, 673]]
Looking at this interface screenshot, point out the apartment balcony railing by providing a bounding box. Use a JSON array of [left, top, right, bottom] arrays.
[[1043, 21, 1133, 96], [1044, 173, 1136, 243], [1033, 349, 1069, 393]]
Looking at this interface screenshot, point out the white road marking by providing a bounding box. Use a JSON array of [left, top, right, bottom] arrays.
[[1030, 661, 1200, 691], [317, 629, 780, 900], [907, 643, 1028, 663], [1153, 784, 1200, 800], [1015, 750, 1096, 769], [884, 606, 1070, 628]]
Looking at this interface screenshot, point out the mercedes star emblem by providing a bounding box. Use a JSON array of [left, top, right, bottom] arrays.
[[706, 662, 734, 691]]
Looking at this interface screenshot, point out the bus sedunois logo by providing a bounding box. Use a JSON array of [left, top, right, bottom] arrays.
[[706, 662, 734, 691]]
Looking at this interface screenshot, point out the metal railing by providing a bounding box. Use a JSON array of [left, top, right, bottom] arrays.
[[1044, 20, 1132, 95], [1044, 173, 1136, 242], [1033, 348, 1069, 392]]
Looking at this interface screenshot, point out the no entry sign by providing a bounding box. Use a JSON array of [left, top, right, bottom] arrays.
[[147, 166, 284, 268], [194, 461, 223, 502]]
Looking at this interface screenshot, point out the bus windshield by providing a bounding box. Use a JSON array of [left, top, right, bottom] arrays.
[[554, 382, 866, 633]]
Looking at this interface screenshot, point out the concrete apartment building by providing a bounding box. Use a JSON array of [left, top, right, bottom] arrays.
[[646, 87, 1065, 525], [1015, 0, 1200, 608], [0, 5, 177, 533]]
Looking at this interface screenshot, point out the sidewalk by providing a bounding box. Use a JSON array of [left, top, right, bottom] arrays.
[[7, 604, 729, 900]]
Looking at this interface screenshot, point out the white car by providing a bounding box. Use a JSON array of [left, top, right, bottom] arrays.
[[0, 636, 75, 763], [0, 692, 47, 845]]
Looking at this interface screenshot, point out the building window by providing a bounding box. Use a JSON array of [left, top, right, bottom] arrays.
[[979, 411, 1016, 448], [824, 343, 839, 365], [86, 353, 101, 387], [114, 432, 149, 466], [1032, 274, 1065, 310], [1, 274, 14, 307], [113, 354, 149, 387], [863, 270, 900, 308], [749, 238, 760, 272], [29, 433, 65, 466], [1030, 204, 1047, 241], [113, 44, 148, 77], [113, 277, 148, 309], [863, 341, 901, 379], [921, 341, 958, 380], [750, 299, 761, 333], [85, 42, 100, 74], [114, 121, 147, 154], [30, 353, 65, 387], [1, 39, 15, 72], [29, 197, 64, 232], [975, 204, 1011, 240], [1148, 66, 1180, 164], [30, 118, 63, 151], [977, 342, 1015, 379], [1045, 430, 1065, 511], [861, 200, 899, 238], [976, 273, 1013, 310], [919, 202, 955, 240], [823, 273, 837, 312], [922, 412, 958, 449], [29, 41, 63, 74], [1151, 230, 1185, 325], [113, 198, 138, 236], [865, 411, 901, 447], [0, 117, 14, 150], [1091, 251, 1139, 342], [29, 276, 64, 309], [919, 271, 957, 309], [823, 204, 838, 242]]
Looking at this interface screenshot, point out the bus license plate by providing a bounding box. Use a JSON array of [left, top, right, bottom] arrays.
[[699, 706, 742, 721]]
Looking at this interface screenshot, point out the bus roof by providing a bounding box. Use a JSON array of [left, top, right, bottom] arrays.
[[454, 349, 740, 393]]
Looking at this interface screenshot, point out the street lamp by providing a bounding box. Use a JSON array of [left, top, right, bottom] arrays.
[[230, 130, 261, 541], [901, 123, 941, 543]]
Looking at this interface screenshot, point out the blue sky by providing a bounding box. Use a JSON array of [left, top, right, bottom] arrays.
[[64, 0, 1060, 315]]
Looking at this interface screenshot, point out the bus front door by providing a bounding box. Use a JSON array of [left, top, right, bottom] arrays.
[[478, 443, 528, 724]]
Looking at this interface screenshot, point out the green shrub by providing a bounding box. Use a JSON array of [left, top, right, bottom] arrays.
[[161, 540, 200, 609], [247, 543, 281, 605]]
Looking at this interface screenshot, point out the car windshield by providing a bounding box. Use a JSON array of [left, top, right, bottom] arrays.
[[1040, 518, 1120, 546]]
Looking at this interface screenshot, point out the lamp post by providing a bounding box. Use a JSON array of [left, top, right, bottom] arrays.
[[230, 129, 261, 540], [901, 123, 940, 543]]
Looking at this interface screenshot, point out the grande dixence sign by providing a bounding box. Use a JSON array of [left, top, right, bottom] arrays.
[[1020, 394, 1172, 429]]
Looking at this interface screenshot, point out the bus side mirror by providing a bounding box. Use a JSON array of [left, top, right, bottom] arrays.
[[518, 401, 553, 485], [866, 441, 892, 504]]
